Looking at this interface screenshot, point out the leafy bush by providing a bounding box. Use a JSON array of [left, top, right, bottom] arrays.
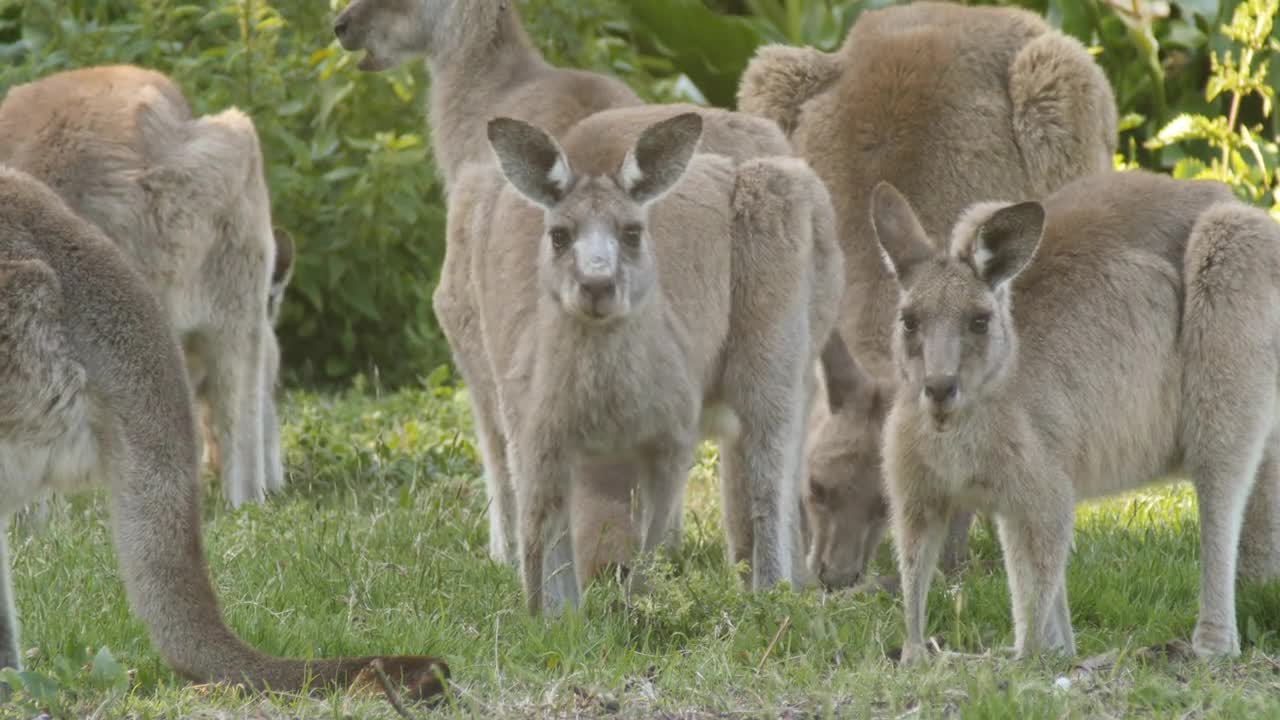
[[0, 0, 446, 386], [0, 0, 667, 388], [1146, 0, 1280, 218]]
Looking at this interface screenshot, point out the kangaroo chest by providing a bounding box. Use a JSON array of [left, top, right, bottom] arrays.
[[548, 333, 700, 456]]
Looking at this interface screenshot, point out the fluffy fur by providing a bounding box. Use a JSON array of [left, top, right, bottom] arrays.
[[736, 1, 1119, 588], [873, 170, 1279, 661], [0, 166, 447, 697], [0, 65, 294, 509], [476, 111, 842, 614]]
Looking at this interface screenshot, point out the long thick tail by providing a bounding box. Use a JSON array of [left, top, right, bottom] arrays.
[[108, 460, 449, 700]]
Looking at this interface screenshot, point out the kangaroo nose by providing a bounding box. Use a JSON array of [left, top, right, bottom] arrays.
[[581, 277, 615, 304], [333, 14, 350, 38], [924, 376, 958, 403]]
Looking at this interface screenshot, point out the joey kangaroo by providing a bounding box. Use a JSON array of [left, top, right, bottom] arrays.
[[870, 170, 1280, 662], [0, 166, 447, 697], [735, 1, 1119, 590], [483, 113, 842, 614], [0, 65, 292, 509], [333, 0, 810, 586]]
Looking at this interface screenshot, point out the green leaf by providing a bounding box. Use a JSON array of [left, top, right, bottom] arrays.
[[1048, 0, 1095, 41], [1171, 155, 1209, 179], [1169, 0, 1222, 21], [626, 0, 766, 108], [89, 646, 128, 691], [15, 669, 60, 704], [1118, 112, 1148, 132]]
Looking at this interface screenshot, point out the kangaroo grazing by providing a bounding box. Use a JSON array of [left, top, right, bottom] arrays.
[[871, 170, 1280, 662], [0, 65, 292, 509], [333, 0, 810, 585], [0, 167, 448, 697], [482, 112, 842, 613], [736, 1, 1119, 589]]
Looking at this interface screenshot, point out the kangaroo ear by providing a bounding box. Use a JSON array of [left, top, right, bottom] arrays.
[[973, 201, 1044, 289], [870, 181, 936, 286], [271, 227, 294, 287], [819, 331, 870, 413], [616, 112, 703, 205], [487, 117, 575, 209]]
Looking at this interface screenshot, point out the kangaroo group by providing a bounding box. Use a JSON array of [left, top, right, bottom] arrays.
[[0, 0, 1276, 704]]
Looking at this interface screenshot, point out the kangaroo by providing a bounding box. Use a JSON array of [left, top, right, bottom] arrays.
[[483, 112, 842, 613], [0, 166, 447, 697], [332, 1, 807, 585], [871, 170, 1280, 662], [0, 65, 292, 509], [736, 1, 1118, 589]]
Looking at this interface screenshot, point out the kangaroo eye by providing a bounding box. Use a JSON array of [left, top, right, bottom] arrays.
[[549, 227, 571, 252], [970, 314, 991, 335], [901, 314, 919, 334], [622, 224, 643, 248]]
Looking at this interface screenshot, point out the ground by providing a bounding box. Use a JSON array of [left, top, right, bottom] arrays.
[[4, 372, 1279, 719]]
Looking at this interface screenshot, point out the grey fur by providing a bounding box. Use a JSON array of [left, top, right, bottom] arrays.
[[0, 65, 293, 509], [874, 170, 1279, 662], [478, 112, 843, 614], [736, 1, 1118, 589], [0, 167, 448, 697]]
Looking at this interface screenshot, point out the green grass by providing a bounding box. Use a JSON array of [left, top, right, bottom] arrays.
[[4, 375, 1279, 718]]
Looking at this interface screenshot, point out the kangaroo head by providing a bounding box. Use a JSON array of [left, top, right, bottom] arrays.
[[872, 181, 1044, 430], [334, 0, 460, 71], [487, 112, 703, 325], [805, 333, 890, 588]]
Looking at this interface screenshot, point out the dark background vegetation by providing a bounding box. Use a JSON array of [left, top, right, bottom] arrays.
[[0, 0, 1276, 387]]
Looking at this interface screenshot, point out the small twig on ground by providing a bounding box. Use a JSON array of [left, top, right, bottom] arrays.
[[371, 659, 421, 720], [756, 615, 792, 673]]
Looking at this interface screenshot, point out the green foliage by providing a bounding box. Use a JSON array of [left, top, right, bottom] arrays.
[[0, 0, 447, 386], [0, 645, 129, 717], [0, 0, 666, 388], [1146, 0, 1280, 219]]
